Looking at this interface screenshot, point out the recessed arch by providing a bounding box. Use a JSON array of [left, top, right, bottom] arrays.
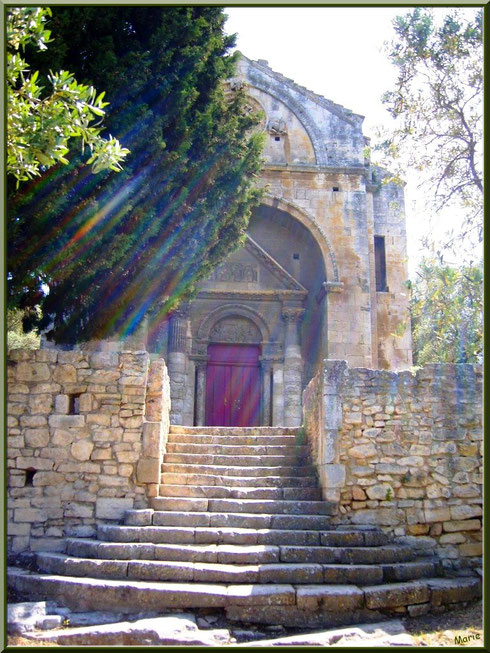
[[260, 194, 340, 283]]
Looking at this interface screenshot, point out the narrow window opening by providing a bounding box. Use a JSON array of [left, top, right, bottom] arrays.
[[374, 235, 388, 292], [25, 468, 36, 487], [69, 393, 81, 415], [332, 186, 340, 192], [274, 136, 280, 142]]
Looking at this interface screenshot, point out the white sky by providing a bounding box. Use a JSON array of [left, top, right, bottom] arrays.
[[224, 7, 482, 273]]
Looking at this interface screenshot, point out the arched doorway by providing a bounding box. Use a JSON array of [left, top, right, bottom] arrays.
[[204, 314, 262, 427], [205, 343, 261, 426]]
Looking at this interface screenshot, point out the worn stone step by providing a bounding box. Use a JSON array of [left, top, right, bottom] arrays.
[[66, 539, 282, 564], [161, 464, 317, 477], [8, 567, 482, 623], [98, 524, 332, 546], [160, 473, 318, 488], [125, 510, 332, 530], [149, 497, 333, 515], [163, 453, 309, 466], [157, 484, 322, 501], [166, 442, 309, 456], [169, 426, 301, 437], [280, 545, 415, 565], [167, 433, 300, 446], [64, 539, 425, 582], [37, 553, 341, 584]]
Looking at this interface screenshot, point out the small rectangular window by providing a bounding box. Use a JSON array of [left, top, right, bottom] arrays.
[[374, 236, 388, 292], [69, 393, 81, 415]]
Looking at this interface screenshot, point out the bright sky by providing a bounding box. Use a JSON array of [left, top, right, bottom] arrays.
[[224, 7, 482, 273]]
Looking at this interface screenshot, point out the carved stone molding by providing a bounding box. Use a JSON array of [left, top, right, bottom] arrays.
[[213, 262, 259, 283]]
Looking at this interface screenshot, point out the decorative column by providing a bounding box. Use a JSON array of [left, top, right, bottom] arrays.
[[282, 307, 305, 427], [272, 363, 285, 426], [194, 359, 207, 426], [167, 305, 189, 425], [260, 360, 273, 426]]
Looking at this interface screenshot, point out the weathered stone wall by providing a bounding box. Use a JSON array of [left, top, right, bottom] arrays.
[[7, 348, 170, 555], [304, 361, 482, 569]]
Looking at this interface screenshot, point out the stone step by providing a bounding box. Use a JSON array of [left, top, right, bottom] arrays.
[[167, 433, 300, 446], [163, 453, 309, 466], [160, 473, 318, 488], [97, 524, 337, 545], [161, 464, 317, 477], [34, 553, 433, 586], [125, 510, 333, 530], [63, 540, 425, 576], [158, 484, 322, 500], [8, 567, 482, 625], [148, 497, 333, 515], [83, 528, 392, 550], [166, 442, 309, 456], [169, 426, 301, 436]]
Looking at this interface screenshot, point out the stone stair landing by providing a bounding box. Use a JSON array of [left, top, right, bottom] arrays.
[[7, 425, 481, 627]]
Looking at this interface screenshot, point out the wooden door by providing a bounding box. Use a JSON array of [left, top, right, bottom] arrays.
[[205, 344, 261, 427]]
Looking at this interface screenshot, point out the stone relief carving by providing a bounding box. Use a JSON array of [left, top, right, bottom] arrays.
[[213, 262, 258, 283], [267, 114, 288, 135], [210, 317, 262, 344]]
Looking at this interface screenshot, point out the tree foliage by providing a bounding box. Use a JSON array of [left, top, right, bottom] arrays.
[[8, 7, 264, 344], [7, 7, 129, 184], [7, 308, 40, 352], [379, 8, 483, 247], [410, 259, 482, 366]]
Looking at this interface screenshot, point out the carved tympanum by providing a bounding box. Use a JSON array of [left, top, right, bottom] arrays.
[[210, 316, 261, 344]]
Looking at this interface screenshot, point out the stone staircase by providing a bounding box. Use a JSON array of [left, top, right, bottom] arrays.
[[8, 426, 481, 628]]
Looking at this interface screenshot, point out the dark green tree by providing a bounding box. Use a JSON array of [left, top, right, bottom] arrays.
[[8, 6, 264, 343]]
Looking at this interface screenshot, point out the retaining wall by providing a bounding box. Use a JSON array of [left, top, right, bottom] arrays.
[[303, 360, 482, 569], [7, 348, 170, 555]]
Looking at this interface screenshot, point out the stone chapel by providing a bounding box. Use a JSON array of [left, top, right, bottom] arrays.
[[147, 55, 412, 429]]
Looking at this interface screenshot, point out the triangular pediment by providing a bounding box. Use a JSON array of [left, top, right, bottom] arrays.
[[199, 235, 306, 293]]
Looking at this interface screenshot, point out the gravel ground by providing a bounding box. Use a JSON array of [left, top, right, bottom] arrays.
[[402, 600, 483, 647]]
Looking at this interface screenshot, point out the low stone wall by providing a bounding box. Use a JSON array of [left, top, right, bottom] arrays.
[[7, 348, 170, 555], [303, 361, 482, 569]]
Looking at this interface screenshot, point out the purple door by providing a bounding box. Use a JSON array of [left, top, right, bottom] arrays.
[[205, 344, 261, 427]]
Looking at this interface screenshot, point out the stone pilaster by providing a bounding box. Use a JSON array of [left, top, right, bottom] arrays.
[[282, 307, 305, 427], [272, 364, 285, 426], [194, 360, 207, 426], [167, 306, 189, 425], [260, 360, 273, 426]]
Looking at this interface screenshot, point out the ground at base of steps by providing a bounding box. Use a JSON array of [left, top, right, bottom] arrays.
[[6, 597, 482, 647]]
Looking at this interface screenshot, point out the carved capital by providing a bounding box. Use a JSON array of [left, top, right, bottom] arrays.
[[282, 308, 305, 323]]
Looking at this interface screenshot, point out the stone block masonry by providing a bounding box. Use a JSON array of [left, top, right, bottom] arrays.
[[7, 348, 170, 555], [303, 361, 482, 570]]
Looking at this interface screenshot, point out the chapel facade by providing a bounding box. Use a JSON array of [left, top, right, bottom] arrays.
[[148, 55, 412, 428]]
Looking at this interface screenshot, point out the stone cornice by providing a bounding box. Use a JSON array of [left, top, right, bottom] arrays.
[[197, 289, 307, 302], [263, 163, 369, 177]]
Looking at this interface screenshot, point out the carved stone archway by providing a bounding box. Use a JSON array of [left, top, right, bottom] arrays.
[[193, 306, 274, 427]]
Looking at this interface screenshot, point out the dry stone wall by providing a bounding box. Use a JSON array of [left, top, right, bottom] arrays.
[[7, 348, 170, 555], [304, 361, 482, 569]]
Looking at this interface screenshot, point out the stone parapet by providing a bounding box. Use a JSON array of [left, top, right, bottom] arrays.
[[7, 347, 170, 555], [303, 361, 482, 569]]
